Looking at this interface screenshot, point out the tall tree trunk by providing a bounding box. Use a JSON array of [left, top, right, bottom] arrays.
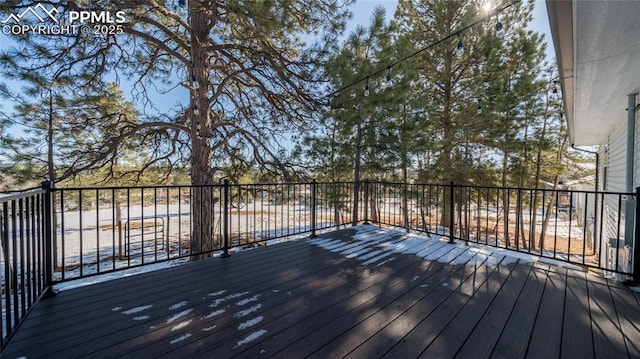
[[518, 114, 531, 249], [352, 108, 363, 226], [501, 145, 510, 247], [402, 155, 409, 229], [48, 88, 59, 269], [540, 134, 568, 249], [328, 122, 341, 226], [116, 193, 124, 259], [531, 96, 550, 250], [518, 176, 527, 248], [502, 89, 514, 248], [440, 71, 454, 230], [189, 2, 215, 260], [369, 183, 378, 224], [401, 104, 409, 229]]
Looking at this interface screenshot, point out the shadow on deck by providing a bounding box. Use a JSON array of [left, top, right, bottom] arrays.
[[3, 225, 640, 358]]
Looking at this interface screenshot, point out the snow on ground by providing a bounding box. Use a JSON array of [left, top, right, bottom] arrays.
[[238, 316, 264, 330], [171, 320, 192, 331], [169, 301, 188, 310], [47, 205, 340, 281], [122, 305, 153, 315], [50, 226, 339, 291], [46, 201, 321, 274], [166, 309, 193, 324], [234, 303, 262, 318], [233, 329, 268, 349], [169, 333, 192, 344], [206, 290, 227, 297], [236, 294, 261, 306], [203, 309, 225, 319], [308, 224, 584, 271], [2, 196, 590, 291], [210, 292, 250, 308], [54, 259, 188, 291], [105, 287, 269, 349]]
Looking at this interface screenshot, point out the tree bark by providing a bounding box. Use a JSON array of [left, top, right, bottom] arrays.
[[540, 134, 568, 249], [352, 107, 363, 226], [518, 114, 531, 249], [531, 96, 550, 250], [370, 182, 379, 224], [401, 104, 409, 229], [501, 147, 510, 247], [189, 1, 215, 260], [440, 66, 454, 230]]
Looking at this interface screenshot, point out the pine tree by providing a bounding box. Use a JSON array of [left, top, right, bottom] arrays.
[[0, 77, 139, 185], [0, 0, 352, 259]]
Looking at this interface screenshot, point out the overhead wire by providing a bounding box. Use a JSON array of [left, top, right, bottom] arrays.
[[325, 0, 524, 103]]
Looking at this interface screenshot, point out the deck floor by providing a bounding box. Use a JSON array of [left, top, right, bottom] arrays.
[[3, 225, 640, 358]]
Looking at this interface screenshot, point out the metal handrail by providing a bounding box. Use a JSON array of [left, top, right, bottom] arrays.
[[3, 179, 639, 350]]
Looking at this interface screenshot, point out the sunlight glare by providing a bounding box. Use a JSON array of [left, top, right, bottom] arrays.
[[482, 0, 495, 14]]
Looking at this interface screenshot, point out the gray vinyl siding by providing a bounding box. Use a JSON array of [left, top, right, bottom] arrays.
[[604, 120, 627, 192], [598, 118, 631, 274]]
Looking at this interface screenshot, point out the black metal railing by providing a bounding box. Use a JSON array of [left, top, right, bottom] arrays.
[[2, 179, 639, 349], [43, 180, 640, 281], [370, 181, 638, 278], [47, 181, 363, 282], [1, 182, 55, 349]]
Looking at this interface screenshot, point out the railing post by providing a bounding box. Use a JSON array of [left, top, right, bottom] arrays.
[[363, 180, 369, 225], [352, 180, 360, 226], [449, 181, 455, 244], [41, 181, 56, 298], [633, 187, 640, 284], [222, 180, 230, 258], [310, 180, 317, 238], [403, 180, 409, 232]]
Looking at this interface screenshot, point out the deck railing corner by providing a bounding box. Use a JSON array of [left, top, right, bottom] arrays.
[[41, 180, 56, 298]]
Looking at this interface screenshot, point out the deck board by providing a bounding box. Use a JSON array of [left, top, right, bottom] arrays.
[[610, 286, 640, 357], [561, 272, 594, 359], [410, 262, 510, 358], [526, 270, 567, 358], [240, 242, 460, 358], [341, 252, 488, 358], [381, 257, 501, 358], [418, 262, 523, 358], [454, 261, 534, 358], [490, 266, 548, 358], [158, 239, 441, 358], [305, 248, 476, 359], [8, 240, 340, 357], [2, 224, 639, 359], [589, 280, 629, 358], [84, 246, 352, 358]]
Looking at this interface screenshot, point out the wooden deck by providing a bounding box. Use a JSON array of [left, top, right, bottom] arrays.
[[3, 225, 640, 358]]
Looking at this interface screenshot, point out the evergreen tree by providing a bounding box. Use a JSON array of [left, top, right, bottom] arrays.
[[0, 0, 352, 258], [299, 6, 399, 223], [0, 77, 140, 185]]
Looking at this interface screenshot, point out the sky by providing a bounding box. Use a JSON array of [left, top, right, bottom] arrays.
[[346, 0, 553, 57]]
